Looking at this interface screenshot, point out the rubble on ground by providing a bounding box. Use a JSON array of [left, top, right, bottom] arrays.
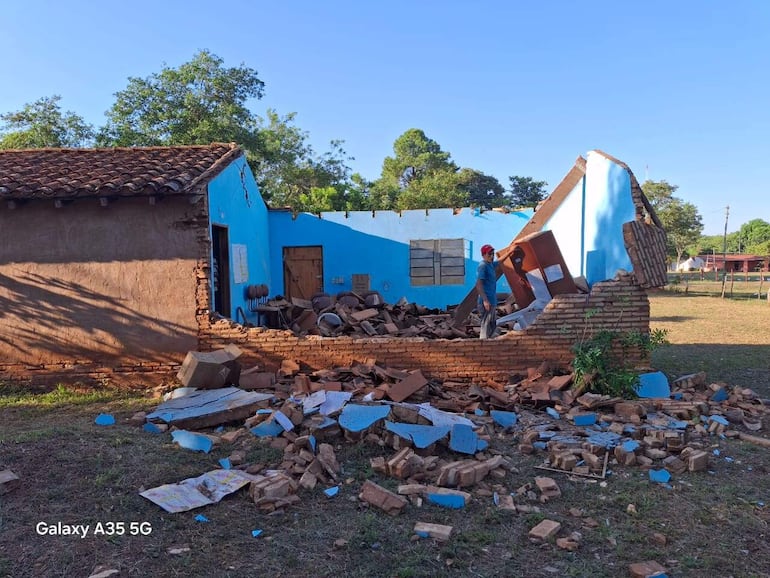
[[247, 292, 529, 339], [128, 350, 770, 556], [0, 469, 20, 495]]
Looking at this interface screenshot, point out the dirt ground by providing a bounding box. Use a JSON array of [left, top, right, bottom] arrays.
[[2, 391, 770, 578], [1, 292, 770, 578]]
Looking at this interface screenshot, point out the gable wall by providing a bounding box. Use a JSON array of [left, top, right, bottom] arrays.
[[543, 152, 636, 286]]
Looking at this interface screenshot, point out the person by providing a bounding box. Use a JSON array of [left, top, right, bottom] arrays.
[[475, 244, 499, 339]]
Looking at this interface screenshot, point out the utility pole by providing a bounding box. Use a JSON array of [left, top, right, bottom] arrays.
[[721, 205, 729, 298]]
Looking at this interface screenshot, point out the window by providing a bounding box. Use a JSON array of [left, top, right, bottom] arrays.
[[410, 239, 465, 286]]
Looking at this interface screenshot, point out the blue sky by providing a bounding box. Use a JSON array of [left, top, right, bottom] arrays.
[[2, 1, 768, 235]]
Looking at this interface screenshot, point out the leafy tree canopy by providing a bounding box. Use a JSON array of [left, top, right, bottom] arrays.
[[507, 175, 548, 208], [97, 50, 264, 148], [96, 51, 353, 210], [737, 219, 770, 254], [0, 95, 94, 148], [642, 180, 703, 265], [459, 168, 508, 209], [252, 110, 352, 208], [372, 128, 467, 210]]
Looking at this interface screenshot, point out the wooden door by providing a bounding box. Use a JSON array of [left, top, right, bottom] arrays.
[[283, 246, 323, 301]]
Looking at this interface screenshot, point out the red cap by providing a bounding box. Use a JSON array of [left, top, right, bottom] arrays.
[[481, 244, 494, 256]]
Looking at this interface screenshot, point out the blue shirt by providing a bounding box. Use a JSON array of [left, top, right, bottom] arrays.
[[477, 260, 499, 307]]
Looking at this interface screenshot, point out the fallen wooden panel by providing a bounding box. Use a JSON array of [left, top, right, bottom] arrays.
[[146, 387, 274, 430]]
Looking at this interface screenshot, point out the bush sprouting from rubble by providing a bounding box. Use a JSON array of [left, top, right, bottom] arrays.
[[571, 328, 669, 399]]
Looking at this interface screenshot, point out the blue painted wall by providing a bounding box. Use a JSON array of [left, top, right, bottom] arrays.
[[544, 151, 636, 286], [207, 157, 271, 323], [268, 208, 533, 309], [205, 149, 643, 319]]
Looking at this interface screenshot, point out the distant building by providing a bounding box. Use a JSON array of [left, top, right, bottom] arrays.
[[699, 253, 769, 273], [676, 256, 706, 271]]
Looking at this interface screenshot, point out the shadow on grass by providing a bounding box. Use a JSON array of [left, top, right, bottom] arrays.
[[652, 343, 770, 394], [650, 315, 695, 322]]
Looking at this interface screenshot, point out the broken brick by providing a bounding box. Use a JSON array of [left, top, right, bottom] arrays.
[[359, 480, 408, 515], [528, 519, 561, 541]]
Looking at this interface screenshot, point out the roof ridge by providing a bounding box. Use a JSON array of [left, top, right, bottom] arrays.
[[0, 142, 238, 154]]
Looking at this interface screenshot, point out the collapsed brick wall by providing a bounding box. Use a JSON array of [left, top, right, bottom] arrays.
[[201, 273, 650, 383], [1, 269, 649, 387]]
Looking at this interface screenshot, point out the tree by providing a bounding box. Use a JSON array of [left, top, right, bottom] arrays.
[[98, 50, 264, 149], [664, 201, 703, 266], [737, 219, 770, 254], [395, 170, 467, 210], [298, 186, 342, 214], [342, 173, 374, 211], [253, 110, 353, 208], [97, 51, 353, 210], [689, 234, 722, 257], [459, 169, 508, 208], [0, 95, 94, 148], [508, 176, 548, 208], [373, 129, 468, 209], [642, 180, 703, 265], [380, 129, 456, 189]]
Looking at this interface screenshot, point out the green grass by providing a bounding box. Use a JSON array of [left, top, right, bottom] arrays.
[[0, 383, 138, 409], [649, 290, 770, 393], [1, 293, 769, 577]]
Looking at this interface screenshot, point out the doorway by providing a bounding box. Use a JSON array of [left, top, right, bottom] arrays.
[[283, 246, 323, 301], [211, 225, 231, 316]]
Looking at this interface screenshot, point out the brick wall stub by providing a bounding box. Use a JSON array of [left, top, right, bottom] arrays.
[[201, 274, 650, 383], [1, 275, 649, 386]]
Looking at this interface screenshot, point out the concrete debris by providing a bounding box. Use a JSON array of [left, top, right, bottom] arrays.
[[359, 480, 408, 515], [176, 344, 242, 389], [254, 291, 550, 339], [87, 567, 120, 578]]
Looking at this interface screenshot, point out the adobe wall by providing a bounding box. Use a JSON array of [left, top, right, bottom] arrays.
[[0, 196, 209, 385], [200, 273, 650, 384]]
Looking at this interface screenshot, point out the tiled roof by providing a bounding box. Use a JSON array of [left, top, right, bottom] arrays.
[[0, 143, 243, 201]]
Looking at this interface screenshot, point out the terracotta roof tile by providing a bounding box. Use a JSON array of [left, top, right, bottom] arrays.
[[0, 143, 243, 200]]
